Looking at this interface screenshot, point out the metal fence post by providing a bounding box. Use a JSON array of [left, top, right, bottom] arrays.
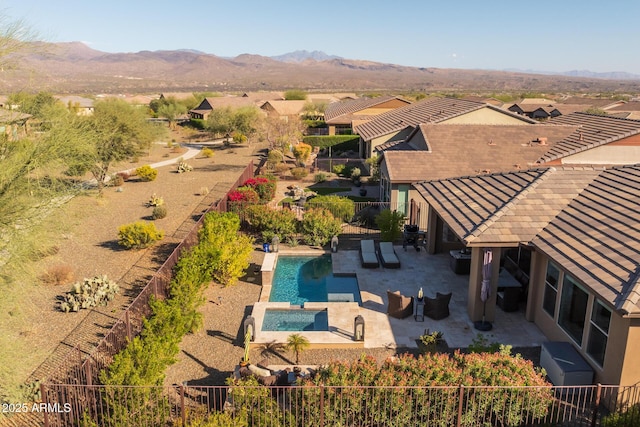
[[457, 385, 464, 427], [40, 382, 49, 427], [320, 385, 325, 427], [591, 383, 602, 427], [180, 384, 186, 426], [125, 311, 132, 341]]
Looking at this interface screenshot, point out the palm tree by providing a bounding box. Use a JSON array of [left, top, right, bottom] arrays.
[[286, 333, 310, 364]]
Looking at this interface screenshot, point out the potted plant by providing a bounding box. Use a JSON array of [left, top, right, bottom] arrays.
[[359, 187, 367, 196]]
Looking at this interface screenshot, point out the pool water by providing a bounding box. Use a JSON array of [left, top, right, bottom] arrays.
[[270, 255, 361, 306], [262, 309, 329, 331]]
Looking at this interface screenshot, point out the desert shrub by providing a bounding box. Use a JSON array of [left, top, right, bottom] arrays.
[[602, 404, 640, 427], [109, 174, 124, 187], [228, 186, 260, 212], [293, 142, 312, 165], [314, 172, 327, 183], [232, 131, 247, 143], [177, 161, 193, 173], [301, 208, 342, 246], [200, 147, 214, 158], [274, 163, 289, 175], [295, 353, 552, 427], [40, 264, 74, 286], [147, 193, 164, 207], [117, 221, 164, 249], [350, 167, 361, 180], [467, 333, 501, 354], [306, 194, 354, 222], [332, 164, 345, 175], [267, 150, 283, 169], [245, 205, 298, 242], [151, 205, 167, 220], [376, 209, 406, 242], [290, 167, 308, 180], [242, 175, 277, 203], [135, 165, 158, 182], [116, 171, 131, 181], [59, 275, 119, 313]]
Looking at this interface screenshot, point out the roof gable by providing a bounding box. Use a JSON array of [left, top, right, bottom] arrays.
[[539, 112, 640, 163], [324, 96, 410, 122], [532, 165, 640, 315]]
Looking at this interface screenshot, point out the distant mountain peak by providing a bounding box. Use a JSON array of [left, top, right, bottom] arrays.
[[271, 50, 341, 63]]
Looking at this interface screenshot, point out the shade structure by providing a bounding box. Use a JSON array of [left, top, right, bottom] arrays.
[[481, 249, 493, 302], [474, 248, 494, 331]]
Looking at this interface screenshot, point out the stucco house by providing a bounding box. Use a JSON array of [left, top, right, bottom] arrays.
[[0, 109, 31, 140], [259, 100, 307, 121], [375, 123, 579, 227], [354, 98, 536, 159], [57, 95, 94, 116], [324, 95, 411, 136], [413, 164, 640, 386]]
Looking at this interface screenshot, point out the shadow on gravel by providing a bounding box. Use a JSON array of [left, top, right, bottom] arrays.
[[97, 240, 126, 251]]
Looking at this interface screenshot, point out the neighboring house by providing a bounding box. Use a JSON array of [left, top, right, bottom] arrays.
[[603, 101, 640, 120], [0, 109, 31, 140], [413, 164, 640, 386], [57, 95, 94, 116], [376, 123, 578, 226], [539, 112, 640, 166], [260, 100, 307, 121], [189, 95, 267, 120], [354, 98, 536, 159], [506, 102, 587, 120], [324, 96, 412, 136]]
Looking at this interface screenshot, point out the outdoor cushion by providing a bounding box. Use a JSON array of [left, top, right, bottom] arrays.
[[379, 242, 401, 268], [257, 375, 278, 386], [360, 239, 379, 268], [248, 364, 272, 377]]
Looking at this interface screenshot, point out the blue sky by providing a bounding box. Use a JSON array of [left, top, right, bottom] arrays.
[[4, 0, 640, 74]]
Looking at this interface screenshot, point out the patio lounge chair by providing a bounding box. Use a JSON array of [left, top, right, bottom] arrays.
[[387, 290, 414, 319], [360, 239, 379, 268], [379, 242, 401, 268], [423, 292, 452, 320]]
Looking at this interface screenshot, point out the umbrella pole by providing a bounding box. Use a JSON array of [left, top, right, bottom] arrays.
[[474, 298, 493, 331]]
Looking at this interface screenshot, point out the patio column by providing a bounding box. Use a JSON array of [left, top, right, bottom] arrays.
[[467, 247, 501, 322], [426, 206, 438, 254]]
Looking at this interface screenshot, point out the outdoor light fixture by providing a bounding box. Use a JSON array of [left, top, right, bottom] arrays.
[[354, 315, 365, 341], [244, 316, 255, 342]]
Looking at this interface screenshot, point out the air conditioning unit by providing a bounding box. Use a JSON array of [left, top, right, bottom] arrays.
[[540, 341, 594, 386]]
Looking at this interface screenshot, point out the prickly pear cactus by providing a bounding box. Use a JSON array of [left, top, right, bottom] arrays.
[[59, 275, 119, 313]]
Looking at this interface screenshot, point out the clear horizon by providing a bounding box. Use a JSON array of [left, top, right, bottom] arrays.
[[4, 0, 640, 75]]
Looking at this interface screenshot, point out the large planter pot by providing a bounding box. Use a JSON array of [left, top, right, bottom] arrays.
[[359, 188, 368, 196]]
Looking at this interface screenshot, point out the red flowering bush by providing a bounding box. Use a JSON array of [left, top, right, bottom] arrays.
[[294, 353, 552, 426], [227, 186, 259, 212], [241, 175, 276, 203]]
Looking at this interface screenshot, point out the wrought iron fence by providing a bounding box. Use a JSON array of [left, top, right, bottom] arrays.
[[39, 383, 640, 427]]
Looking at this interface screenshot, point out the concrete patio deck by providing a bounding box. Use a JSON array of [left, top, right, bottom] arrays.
[[251, 246, 546, 350]]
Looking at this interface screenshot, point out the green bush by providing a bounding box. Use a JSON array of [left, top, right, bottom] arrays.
[[602, 404, 640, 427], [301, 208, 342, 246], [314, 173, 327, 183], [375, 209, 406, 242], [267, 150, 283, 169], [242, 175, 277, 203], [293, 142, 312, 165], [190, 118, 205, 129], [245, 205, 298, 243], [306, 194, 354, 222], [332, 164, 346, 175], [109, 174, 124, 187], [290, 167, 308, 180], [151, 205, 167, 220], [135, 165, 158, 182], [303, 135, 360, 151], [117, 221, 164, 249]]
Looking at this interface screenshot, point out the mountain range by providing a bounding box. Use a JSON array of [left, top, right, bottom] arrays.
[[3, 42, 640, 94]]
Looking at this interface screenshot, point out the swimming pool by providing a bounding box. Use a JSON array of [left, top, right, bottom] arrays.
[[261, 309, 329, 331], [269, 254, 362, 306]]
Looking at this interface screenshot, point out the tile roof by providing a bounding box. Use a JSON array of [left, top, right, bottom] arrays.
[[260, 100, 306, 116], [414, 167, 599, 247], [538, 112, 640, 163], [532, 165, 640, 315], [354, 98, 535, 141], [606, 101, 640, 112], [324, 95, 410, 122], [380, 123, 578, 182]]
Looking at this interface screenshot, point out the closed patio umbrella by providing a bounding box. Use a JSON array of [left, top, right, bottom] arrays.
[[474, 248, 493, 331]]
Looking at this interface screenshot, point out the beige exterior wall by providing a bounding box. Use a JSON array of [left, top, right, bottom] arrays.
[[562, 146, 640, 165], [529, 254, 640, 386], [444, 108, 529, 125], [369, 127, 414, 158]]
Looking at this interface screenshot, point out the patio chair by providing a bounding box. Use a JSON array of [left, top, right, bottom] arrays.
[[387, 290, 414, 319], [379, 242, 401, 268], [423, 292, 452, 320], [360, 239, 379, 268]]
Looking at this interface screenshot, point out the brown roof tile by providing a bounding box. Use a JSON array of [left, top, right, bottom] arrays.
[[532, 165, 640, 315], [538, 112, 640, 163], [324, 96, 410, 123]]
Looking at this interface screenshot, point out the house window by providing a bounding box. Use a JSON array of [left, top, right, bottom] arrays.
[[558, 274, 588, 346], [587, 300, 611, 367], [543, 262, 560, 317]]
